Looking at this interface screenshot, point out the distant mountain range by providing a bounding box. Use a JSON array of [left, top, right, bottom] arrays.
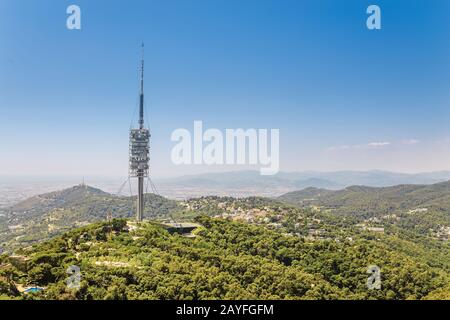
[[156, 170, 450, 198], [3, 170, 450, 203]]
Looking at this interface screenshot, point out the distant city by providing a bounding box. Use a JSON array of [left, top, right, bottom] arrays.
[[2, 169, 450, 208]]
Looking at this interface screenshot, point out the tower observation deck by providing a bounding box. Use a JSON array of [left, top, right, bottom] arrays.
[[129, 43, 150, 222]]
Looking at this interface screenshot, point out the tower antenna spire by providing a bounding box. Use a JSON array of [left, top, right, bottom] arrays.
[[139, 42, 145, 129]]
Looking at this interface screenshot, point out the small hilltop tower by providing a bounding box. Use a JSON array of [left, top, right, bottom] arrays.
[[129, 43, 150, 222]]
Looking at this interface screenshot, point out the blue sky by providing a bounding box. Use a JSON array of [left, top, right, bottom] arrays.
[[1, 0, 449, 177]]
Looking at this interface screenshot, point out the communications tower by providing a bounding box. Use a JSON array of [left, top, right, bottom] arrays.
[[129, 43, 150, 222]]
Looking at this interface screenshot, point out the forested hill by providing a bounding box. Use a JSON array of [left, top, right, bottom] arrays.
[[0, 185, 177, 250], [0, 217, 449, 300], [278, 181, 450, 219]]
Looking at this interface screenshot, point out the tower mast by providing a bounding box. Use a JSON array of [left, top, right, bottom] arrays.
[[139, 43, 144, 130], [137, 42, 145, 222], [129, 43, 150, 223]]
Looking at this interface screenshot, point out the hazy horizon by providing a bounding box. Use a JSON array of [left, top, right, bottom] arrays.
[[3, 168, 450, 180]]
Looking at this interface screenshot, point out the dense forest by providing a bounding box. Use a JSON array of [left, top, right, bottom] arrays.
[[0, 216, 449, 300]]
